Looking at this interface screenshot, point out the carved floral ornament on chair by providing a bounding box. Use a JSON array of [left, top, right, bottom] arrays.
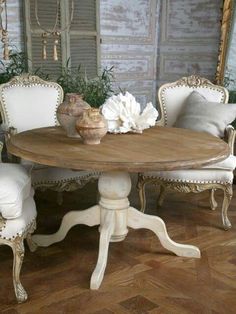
[[101, 92, 159, 133]]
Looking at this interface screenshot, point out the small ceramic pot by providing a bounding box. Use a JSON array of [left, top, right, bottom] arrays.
[[76, 108, 107, 145], [57, 93, 90, 137]]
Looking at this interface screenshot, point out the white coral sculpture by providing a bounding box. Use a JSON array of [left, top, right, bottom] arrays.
[[101, 92, 159, 133]]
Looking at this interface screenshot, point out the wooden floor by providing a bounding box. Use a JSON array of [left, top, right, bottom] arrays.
[[0, 176, 236, 314]]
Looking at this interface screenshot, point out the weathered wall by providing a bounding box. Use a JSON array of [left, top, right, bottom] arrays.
[[0, 0, 23, 56], [100, 0, 222, 106], [0, 0, 23, 145], [157, 0, 222, 86], [100, 0, 160, 107], [0, 0, 222, 107]]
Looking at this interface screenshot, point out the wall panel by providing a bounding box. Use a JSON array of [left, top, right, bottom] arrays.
[[0, 0, 223, 109], [0, 0, 23, 59], [100, 0, 160, 108], [157, 0, 222, 86]]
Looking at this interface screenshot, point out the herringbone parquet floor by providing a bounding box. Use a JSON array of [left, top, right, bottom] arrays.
[[0, 176, 236, 314]]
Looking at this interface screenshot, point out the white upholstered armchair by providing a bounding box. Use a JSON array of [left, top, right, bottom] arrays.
[[0, 141, 37, 302], [0, 74, 99, 199], [137, 75, 236, 230]]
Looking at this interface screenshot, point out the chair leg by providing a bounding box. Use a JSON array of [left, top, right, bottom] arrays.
[[26, 234, 37, 252], [57, 191, 63, 205], [137, 176, 147, 212], [11, 237, 28, 303], [157, 185, 167, 207], [222, 184, 233, 230], [209, 189, 217, 210]]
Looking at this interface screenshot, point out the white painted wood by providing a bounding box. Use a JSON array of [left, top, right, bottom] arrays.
[[90, 210, 114, 290], [32, 170, 201, 289], [98, 171, 131, 242], [32, 205, 100, 247], [100, 207, 128, 242], [128, 207, 200, 258]]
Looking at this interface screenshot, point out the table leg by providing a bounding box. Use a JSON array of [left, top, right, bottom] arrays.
[[32, 205, 100, 247], [127, 207, 200, 258], [90, 210, 115, 290], [90, 171, 200, 289], [32, 171, 200, 290]]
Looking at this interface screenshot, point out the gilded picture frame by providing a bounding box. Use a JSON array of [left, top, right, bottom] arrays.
[[216, 0, 235, 85]]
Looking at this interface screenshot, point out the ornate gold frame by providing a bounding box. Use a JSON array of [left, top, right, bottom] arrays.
[[216, 0, 235, 84]]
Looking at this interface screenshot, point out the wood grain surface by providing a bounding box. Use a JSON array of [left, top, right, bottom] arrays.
[[0, 183, 236, 312], [7, 126, 230, 172]]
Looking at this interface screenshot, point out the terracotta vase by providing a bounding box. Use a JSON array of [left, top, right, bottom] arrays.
[[57, 93, 90, 137], [76, 108, 107, 145]]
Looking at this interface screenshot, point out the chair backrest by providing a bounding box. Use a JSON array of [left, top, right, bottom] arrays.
[[0, 74, 63, 133], [157, 75, 229, 127]]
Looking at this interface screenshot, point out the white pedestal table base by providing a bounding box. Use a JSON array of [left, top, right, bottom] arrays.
[[32, 171, 201, 290]]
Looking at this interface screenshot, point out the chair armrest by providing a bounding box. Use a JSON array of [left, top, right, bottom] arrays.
[[3, 127, 19, 163], [225, 125, 236, 154], [1, 125, 18, 145], [155, 120, 164, 127], [5, 126, 18, 140]]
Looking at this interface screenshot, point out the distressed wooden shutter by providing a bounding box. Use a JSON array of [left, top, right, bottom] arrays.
[[24, 0, 63, 77], [23, 0, 100, 78], [69, 0, 100, 78]]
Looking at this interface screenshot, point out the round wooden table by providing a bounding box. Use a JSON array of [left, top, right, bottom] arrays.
[[8, 126, 229, 290]]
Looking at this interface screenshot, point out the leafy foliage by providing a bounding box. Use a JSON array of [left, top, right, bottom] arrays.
[[57, 63, 114, 107], [223, 68, 236, 90], [0, 51, 50, 84], [0, 52, 27, 84], [0, 52, 114, 108]]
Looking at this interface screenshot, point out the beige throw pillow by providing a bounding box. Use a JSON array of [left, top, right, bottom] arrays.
[[174, 91, 236, 137]]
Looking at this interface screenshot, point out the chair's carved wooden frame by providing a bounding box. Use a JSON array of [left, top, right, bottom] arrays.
[[0, 219, 37, 302], [0, 73, 63, 127], [0, 74, 99, 197], [0, 140, 37, 303], [137, 75, 236, 230]]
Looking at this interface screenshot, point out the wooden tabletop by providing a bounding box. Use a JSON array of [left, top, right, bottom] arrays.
[[7, 126, 230, 172]]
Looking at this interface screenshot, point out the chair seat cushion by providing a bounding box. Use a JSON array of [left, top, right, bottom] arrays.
[[142, 169, 233, 184], [31, 166, 100, 187], [142, 155, 236, 184], [0, 194, 36, 240], [0, 164, 31, 219]]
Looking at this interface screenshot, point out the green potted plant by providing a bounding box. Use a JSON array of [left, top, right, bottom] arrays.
[[56, 62, 114, 108], [0, 51, 114, 108]]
